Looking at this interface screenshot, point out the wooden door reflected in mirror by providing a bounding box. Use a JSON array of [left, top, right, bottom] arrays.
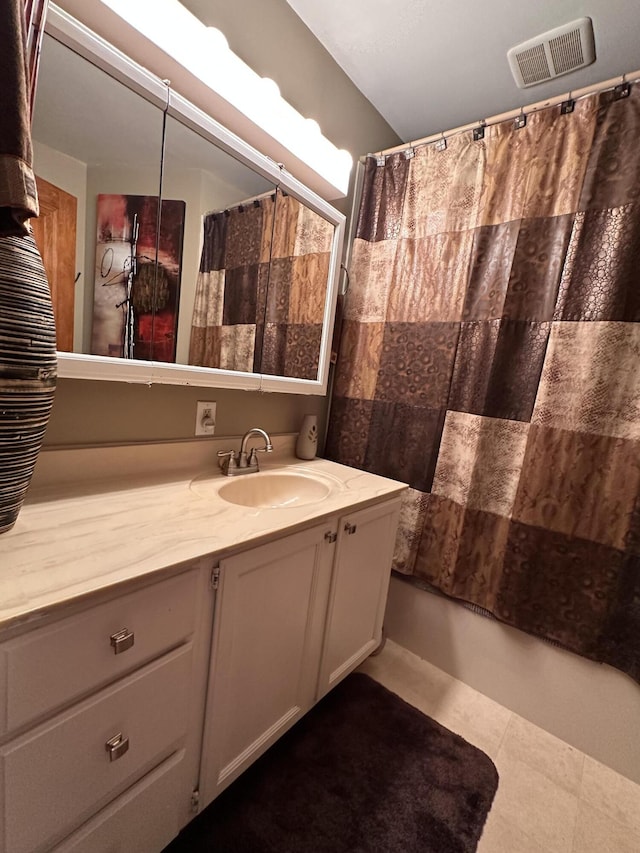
[[31, 176, 77, 352]]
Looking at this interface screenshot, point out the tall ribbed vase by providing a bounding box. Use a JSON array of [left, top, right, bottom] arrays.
[[0, 232, 56, 534]]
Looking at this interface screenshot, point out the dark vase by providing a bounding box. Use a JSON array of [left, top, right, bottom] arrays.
[[0, 231, 56, 534]]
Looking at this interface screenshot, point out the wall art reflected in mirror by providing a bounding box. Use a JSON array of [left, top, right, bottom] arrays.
[[91, 192, 186, 363], [30, 7, 345, 393]]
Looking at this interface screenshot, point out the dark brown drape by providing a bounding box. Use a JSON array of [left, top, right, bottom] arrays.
[[327, 81, 640, 682], [0, 0, 42, 235], [24, 0, 49, 120]]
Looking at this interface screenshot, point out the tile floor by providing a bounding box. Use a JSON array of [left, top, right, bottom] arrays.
[[358, 640, 640, 853]]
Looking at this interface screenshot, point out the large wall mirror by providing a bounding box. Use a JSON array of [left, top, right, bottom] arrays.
[[30, 5, 345, 393]]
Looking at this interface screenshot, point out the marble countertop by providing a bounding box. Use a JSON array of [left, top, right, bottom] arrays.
[[0, 449, 406, 634]]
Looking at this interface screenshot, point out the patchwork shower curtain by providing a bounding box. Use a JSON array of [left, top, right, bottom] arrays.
[[327, 82, 640, 682], [260, 191, 333, 379], [189, 189, 333, 378], [189, 195, 274, 372]]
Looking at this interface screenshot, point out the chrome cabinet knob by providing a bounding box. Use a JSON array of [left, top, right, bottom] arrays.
[[324, 531, 337, 543], [344, 522, 357, 535], [110, 628, 135, 654], [105, 733, 129, 762]]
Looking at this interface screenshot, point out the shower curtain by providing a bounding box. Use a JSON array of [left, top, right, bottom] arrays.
[[326, 81, 640, 683], [261, 191, 334, 379], [190, 188, 333, 378], [189, 195, 274, 372]]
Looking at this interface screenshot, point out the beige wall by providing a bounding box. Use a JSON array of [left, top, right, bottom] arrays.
[[44, 0, 400, 447], [45, 380, 327, 447]]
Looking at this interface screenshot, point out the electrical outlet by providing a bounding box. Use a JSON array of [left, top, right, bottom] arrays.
[[195, 401, 216, 436]]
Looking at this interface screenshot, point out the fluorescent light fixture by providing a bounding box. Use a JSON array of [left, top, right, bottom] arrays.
[[98, 0, 353, 196]]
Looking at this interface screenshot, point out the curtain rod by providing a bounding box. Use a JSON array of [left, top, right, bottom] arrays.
[[205, 187, 278, 217], [369, 68, 640, 159]]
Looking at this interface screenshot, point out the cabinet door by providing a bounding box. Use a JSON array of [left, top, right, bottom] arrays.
[[318, 498, 401, 698], [200, 522, 335, 806]]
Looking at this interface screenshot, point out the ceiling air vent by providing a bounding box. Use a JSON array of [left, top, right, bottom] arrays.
[[507, 17, 595, 88]]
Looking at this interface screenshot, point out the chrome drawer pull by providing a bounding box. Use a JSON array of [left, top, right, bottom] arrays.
[[105, 733, 129, 762], [110, 628, 135, 654], [344, 522, 357, 535]]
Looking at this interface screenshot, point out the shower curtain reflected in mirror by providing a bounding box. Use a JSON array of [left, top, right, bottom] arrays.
[[189, 194, 273, 372], [189, 188, 334, 378], [260, 191, 334, 379], [327, 81, 640, 683]]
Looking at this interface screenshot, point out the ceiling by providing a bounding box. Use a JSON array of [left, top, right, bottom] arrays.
[[285, 0, 640, 142]]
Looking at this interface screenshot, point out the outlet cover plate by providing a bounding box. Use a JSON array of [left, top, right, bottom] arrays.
[[195, 401, 216, 436]]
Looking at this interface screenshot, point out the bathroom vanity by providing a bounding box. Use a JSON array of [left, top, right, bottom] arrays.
[[0, 441, 405, 852], [0, 6, 403, 848]]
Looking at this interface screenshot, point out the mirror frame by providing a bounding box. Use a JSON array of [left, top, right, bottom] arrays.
[[43, 5, 346, 395]]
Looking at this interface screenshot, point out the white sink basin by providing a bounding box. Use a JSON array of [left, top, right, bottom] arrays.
[[191, 468, 339, 509], [219, 472, 331, 508]]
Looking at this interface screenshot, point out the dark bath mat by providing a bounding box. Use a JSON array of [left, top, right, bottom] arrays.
[[163, 672, 499, 853]]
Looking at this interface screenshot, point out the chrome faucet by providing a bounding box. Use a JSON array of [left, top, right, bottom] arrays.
[[217, 427, 274, 476]]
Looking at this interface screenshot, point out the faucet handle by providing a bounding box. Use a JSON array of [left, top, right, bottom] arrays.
[[217, 449, 237, 471]]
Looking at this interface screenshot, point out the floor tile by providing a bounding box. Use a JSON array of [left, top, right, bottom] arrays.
[[360, 640, 511, 758], [572, 799, 640, 853], [491, 753, 579, 853], [359, 639, 454, 711], [499, 713, 585, 795], [478, 811, 554, 853], [427, 679, 512, 759], [359, 642, 640, 853], [580, 754, 640, 836]]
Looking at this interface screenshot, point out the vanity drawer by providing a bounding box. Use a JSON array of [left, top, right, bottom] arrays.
[[50, 749, 188, 853], [0, 643, 192, 853], [0, 568, 199, 736]]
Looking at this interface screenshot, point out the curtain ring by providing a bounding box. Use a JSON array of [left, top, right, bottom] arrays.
[[561, 90, 575, 114], [473, 120, 486, 141], [614, 74, 631, 100]]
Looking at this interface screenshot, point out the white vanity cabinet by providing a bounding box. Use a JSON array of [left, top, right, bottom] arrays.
[[317, 499, 401, 698], [0, 564, 212, 853], [0, 454, 405, 853], [199, 522, 336, 805], [199, 495, 401, 808]]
